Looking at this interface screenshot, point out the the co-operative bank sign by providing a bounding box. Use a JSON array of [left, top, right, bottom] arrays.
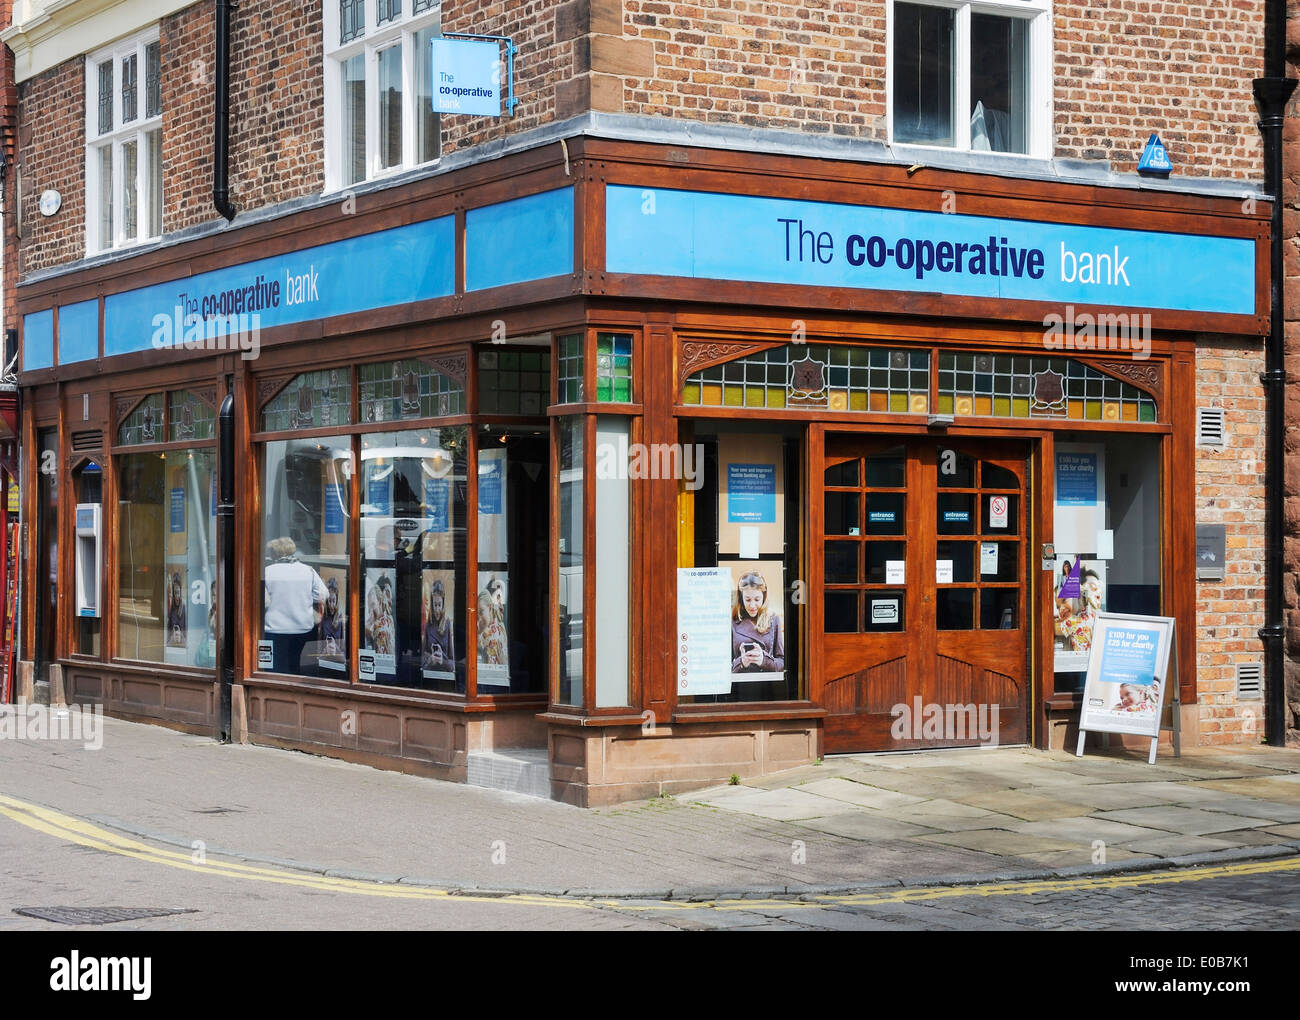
[[605, 186, 1256, 317]]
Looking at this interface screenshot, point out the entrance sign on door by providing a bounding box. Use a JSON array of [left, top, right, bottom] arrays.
[[1076, 612, 1179, 764]]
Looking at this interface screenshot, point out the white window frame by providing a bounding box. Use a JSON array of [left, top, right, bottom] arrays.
[[323, 0, 442, 194], [85, 27, 163, 255], [886, 0, 1052, 160]]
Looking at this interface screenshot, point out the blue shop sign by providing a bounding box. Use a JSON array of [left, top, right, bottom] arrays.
[[605, 186, 1255, 316]]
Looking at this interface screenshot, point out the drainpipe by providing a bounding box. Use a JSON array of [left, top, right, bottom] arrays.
[[217, 393, 235, 741], [1254, 0, 1296, 746], [213, 0, 237, 222]]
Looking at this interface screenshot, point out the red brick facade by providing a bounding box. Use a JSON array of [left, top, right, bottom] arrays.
[[9, 0, 1272, 278]]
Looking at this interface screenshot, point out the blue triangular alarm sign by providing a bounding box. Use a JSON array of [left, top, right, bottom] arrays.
[[1138, 133, 1172, 176]]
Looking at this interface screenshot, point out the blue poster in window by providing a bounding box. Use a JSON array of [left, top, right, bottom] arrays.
[[1056, 452, 1097, 506], [1097, 626, 1160, 685], [367, 476, 390, 516], [170, 487, 185, 532], [728, 463, 776, 523], [479, 458, 503, 515], [425, 479, 450, 533], [209, 475, 217, 518], [943, 510, 970, 523], [324, 484, 344, 535]]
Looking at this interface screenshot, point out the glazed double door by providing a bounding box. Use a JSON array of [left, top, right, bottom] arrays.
[[819, 435, 1030, 752]]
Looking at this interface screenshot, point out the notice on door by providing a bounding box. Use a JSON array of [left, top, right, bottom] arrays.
[[989, 495, 1008, 529], [936, 560, 953, 584], [980, 542, 999, 575], [886, 560, 905, 584], [676, 568, 733, 695]]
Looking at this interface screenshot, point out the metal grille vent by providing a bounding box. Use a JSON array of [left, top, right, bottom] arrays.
[[70, 430, 103, 453], [1197, 407, 1226, 448], [1236, 663, 1263, 700]]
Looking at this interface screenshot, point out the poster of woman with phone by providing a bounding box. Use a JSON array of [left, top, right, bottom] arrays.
[[729, 563, 785, 683]]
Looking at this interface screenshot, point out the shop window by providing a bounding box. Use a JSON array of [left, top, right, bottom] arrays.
[[680, 426, 803, 704], [85, 28, 163, 253], [557, 416, 584, 706], [681, 343, 929, 413], [475, 425, 549, 695], [557, 334, 584, 404], [261, 369, 354, 432], [35, 430, 58, 681], [937, 352, 1158, 422], [359, 359, 464, 422], [1052, 435, 1162, 692], [324, 0, 441, 191], [73, 462, 104, 657], [477, 349, 549, 415], [595, 334, 633, 403], [890, 0, 1048, 156], [260, 438, 353, 677], [359, 427, 467, 690], [118, 393, 165, 446], [168, 391, 217, 442], [115, 390, 219, 668]]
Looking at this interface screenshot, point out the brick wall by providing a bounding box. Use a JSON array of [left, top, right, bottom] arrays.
[[1054, 1, 1265, 178], [16, 0, 325, 275], [12, 0, 1271, 278], [17, 60, 85, 274], [1196, 338, 1267, 745]]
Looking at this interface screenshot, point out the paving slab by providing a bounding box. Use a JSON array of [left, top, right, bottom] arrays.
[[1261, 823, 1300, 839], [1167, 797, 1300, 823], [955, 789, 1094, 821], [1093, 806, 1275, 836], [1043, 783, 1201, 811], [789, 778, 927, 810], [701, 788, 841, 821], [1200, 778, 1300, 803], [1013, 847, 1155, 868], [886, 808, 1028, 833], [1113, 833, 1253, 857], [792, 812, 941, 841], [916, 829, 1083, 856], [1002, 816, 1173, 845]]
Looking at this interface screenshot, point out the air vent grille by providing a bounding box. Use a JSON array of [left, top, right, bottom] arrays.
[[1197, 407, 1226, 448], [70, 430, 103, 453], [1236, 663, 1263, 700]]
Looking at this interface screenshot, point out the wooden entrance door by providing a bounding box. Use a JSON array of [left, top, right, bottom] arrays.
[[819, 435, 1030, 752]]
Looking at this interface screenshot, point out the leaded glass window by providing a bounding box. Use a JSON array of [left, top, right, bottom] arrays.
[[262, 369, 354, 432], [936, 352, 1157, 422], [681, 344, 930, 413], [145, 42, 161, 119], [359, 359, 464, 422], [97, 61, 114, 135], [413, 0, 437, 11], [377, 0, 401, 25], [557, 334, 583, 404], [340, 0, 365, 43], [477, 349, 549, 415], [169, 391, 217, 442], [596, 333, 633, 403], [121, 54, 138, 123], [118, 393, 165, 445]]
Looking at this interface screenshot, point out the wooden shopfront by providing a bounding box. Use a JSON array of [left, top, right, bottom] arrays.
[[14, 137, 1268, 803]]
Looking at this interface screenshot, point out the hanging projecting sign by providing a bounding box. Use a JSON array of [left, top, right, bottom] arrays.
[[605, 186, 1256, 317], [1137, 133, 1172, 177], [430, 38, 502, 116]]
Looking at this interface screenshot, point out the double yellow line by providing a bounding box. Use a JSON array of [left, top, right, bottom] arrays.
[[1, 791, 1296, 914]]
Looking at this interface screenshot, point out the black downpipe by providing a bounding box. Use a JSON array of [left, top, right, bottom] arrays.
[[1254, 0, 1296, 746], [213, 0, 237, 222], [217, 394, 235, 742]]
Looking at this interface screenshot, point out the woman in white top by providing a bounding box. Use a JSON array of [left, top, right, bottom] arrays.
[[264, 536, 327, 675]]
